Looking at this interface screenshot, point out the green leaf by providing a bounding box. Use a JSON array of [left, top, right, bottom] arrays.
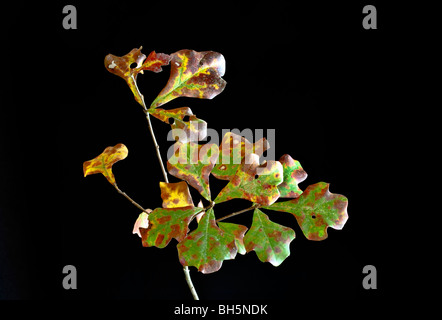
[[212, 132, 269, 181], [150, 49, 226, 108], [217, 222, 248, 256], [148, 107, 207, 143], [104, 47, 170, 106], [214, 154, 283, 206], [167, 142, 219, 201], [177, 209, 233, 274], [243, 209, 296, 267], [277, 154, 307, 198], [263, 182, 349, 241], [140, 206, 203, 248]]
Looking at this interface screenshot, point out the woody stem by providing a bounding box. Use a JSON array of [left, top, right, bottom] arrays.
[[112, 183, 150, 213], [140, 99, 169, 183], [139, 95, 199, 300], [216, 203, 260, 222]]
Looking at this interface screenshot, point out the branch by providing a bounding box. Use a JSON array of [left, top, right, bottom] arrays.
[[204, 200, 215, 211], [112, 183, 150, 214], [183, 265, 199, 300], [138, 92, 200, 300], [216, 203, 260, 222], [140, 95, 169, 183]]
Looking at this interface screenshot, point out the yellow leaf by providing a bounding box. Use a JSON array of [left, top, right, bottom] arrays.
[[83, 143, 128, 184], [159, 181, 194, 208]]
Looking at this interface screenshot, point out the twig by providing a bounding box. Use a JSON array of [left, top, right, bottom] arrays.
[[139, 93, 199, 300], [183, 265, 199, 300], [112, 183, 150, 214], [204, 200, 215, 211], [140, 95, 169, 183], [216, 203, 260, 222]]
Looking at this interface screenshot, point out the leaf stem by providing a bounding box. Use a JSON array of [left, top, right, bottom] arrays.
[[203, 200, 215, 211], [112, 183, 150, 213], [216, 203, 260, 222]]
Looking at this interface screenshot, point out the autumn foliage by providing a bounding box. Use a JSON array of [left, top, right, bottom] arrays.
[[83, 47, 349, 295]]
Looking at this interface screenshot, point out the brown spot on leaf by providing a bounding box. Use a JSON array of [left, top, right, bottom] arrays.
[[155, 234, 165, 246], [158, 216, 172, 224]]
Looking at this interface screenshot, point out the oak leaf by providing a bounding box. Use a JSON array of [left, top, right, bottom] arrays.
[[214, 154, 283, 206], [278, 154, 307, 198], [217, 222, 248, 256], [243, 209, 295, 266], [177, 209, 233, 274], [104, 47, 171, 106], [150, 49, 226, 108], [148, 107, 207, 143], [140, 206, 204, 248], [159, 181, 194, 208], [167, 142, 219, 201], [83, 143, 128, 184], [212, 132, 269, 181], [263, 182, 349, 240]]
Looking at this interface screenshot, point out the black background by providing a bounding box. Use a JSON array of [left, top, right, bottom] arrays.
[[1, 0, 411, 305]]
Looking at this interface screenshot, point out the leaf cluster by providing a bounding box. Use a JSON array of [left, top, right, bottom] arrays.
[[83, 47, 349, 274]]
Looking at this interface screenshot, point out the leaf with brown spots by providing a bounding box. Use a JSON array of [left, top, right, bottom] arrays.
[[83, 143, 128, 184], [148, 107, 207, 143], [263, 182, 349, 241], [177, 209, 234, 274], [243, 208, 295, 266], [150, 49, 226, 109], [159, 181, 194, 208], [278, 154, 307, 198], [139, 206, 204, 248], [167, 142, 219, 201], [217, 222, 248, 256], [212, 132, 270, 181], [214, 154, 283, 206], [104, 47, 171, 106]]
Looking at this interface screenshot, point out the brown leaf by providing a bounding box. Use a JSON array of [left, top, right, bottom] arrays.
[[104, 47, 170, 106]]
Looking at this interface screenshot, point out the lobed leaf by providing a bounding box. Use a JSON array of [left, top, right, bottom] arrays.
[[167, 142, 219, 201], [159, 181, 194, 208], [243, 209, 296, 267], [277, 154, 307, 198], [263, 182, 348, 241], [148, 107, 207, 143], [150, 49, 226, 108], [217, 222, 248, 256], [177, 209, 233, 274], [214, 154, 283, 206], [104, 47, 171, 106], [83, 143, 128, 184], [212, 132, 270, 181], [140, 206, 204, 248]]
